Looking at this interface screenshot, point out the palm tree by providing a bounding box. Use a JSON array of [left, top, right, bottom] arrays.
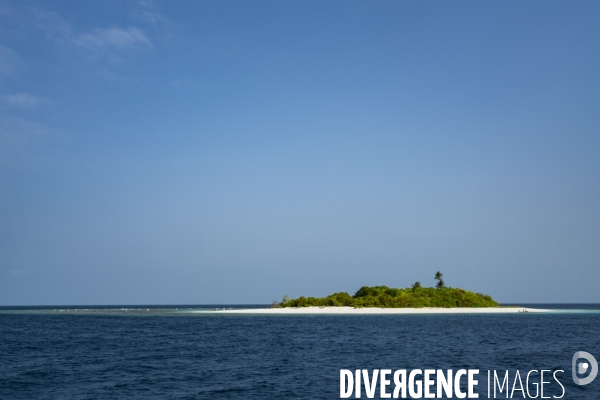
[[412, 281, 422, 290], [434, 271, 445, 289]]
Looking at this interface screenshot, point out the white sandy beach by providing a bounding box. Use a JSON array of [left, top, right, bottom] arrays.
[[210, 306, 551, 314]]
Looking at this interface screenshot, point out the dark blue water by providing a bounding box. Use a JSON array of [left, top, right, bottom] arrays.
[[1, 305, 599, 399]]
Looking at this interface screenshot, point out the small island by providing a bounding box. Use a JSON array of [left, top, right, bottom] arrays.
[[277, 272, 498, 308], [209, 272, 551, 314]]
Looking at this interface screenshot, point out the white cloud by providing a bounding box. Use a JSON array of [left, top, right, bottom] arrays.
[[0, 115, 63, 166], [136, 0, 168, 24], [32, 9, 72, 40], [2, 93, 45, 108], [75, 27, 152, 50], [0, 116, 61, 166], [0, 44, 21, 79], [0, 116, 54, 152], [10, 269, 31, 276], [140, 9, 168, 25]]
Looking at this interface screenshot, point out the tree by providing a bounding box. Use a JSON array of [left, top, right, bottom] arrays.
[[412, 281, 421, 290], [434, 271, 445, 289]]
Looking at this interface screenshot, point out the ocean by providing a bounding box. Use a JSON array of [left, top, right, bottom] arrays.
[[1, 304, 599, 399]]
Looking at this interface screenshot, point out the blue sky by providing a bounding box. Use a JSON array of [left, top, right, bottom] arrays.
[[1, 1, 599, 305]]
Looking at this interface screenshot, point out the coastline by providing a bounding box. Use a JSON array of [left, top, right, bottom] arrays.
[[209, 306, 552, 314]]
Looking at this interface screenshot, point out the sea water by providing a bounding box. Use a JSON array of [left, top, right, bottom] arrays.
[[1, 305, 599, 399]]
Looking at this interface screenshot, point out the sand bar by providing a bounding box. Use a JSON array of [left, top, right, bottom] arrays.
[[210, 306, 551, 314]]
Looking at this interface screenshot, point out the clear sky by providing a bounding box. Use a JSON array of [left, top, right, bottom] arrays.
[[1, 1, 599, 305]]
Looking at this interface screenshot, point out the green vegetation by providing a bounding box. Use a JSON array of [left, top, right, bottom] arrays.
[[278, 272, 498, 308]]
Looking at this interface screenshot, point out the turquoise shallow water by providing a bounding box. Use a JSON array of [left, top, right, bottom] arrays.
[[1, 304, 599, 399]]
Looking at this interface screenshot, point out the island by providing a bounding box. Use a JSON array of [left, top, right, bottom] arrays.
[[277, 285, 497, 309], [212, 271, 551, 314], [277, 272, 497, 308], [209, 272, 552, 314]]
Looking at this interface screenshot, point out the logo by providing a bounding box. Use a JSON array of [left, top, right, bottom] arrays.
[[572, 351, 598, 385]]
